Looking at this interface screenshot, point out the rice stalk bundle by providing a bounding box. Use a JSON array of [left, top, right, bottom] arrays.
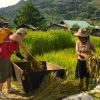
[[86, 54, 100, 79], [27, 55, 43, 71]]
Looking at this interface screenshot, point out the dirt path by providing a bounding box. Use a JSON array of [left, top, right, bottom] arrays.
[[1, 82, 31, 100]]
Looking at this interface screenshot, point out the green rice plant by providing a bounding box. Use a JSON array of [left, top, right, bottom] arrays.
[[48, 30, 75, 49], [90, 36, 100, 48], [35, 48, 77, 79], [21, 30, 75, 56]]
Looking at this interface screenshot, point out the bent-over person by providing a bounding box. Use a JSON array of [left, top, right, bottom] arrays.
[[0, 27, 33, 99]]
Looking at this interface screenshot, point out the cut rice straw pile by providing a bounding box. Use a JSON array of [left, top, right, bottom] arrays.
[[31, 72, 79, 100]]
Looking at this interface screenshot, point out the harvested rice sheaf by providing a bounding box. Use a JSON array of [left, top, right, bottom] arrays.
[[27, 55, 43, 71], [86, 54, 100, 78]]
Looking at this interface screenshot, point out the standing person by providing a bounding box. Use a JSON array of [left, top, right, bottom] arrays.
[[74, 28, 96, 91], [0, 18, 25, 97], [0, 27, 33, 99]]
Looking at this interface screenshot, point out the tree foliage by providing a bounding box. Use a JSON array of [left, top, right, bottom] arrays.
[[86, 26, 96, 35], [0, 0, 100, 27], [72, 23, 80, 31], [30, 0, 100, 24], [14, 2, 46, 30], [0, 15, 5, 20]]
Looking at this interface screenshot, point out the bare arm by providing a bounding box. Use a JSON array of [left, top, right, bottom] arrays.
[[76, 41, 81, 55], [10, 33, 32, 56]]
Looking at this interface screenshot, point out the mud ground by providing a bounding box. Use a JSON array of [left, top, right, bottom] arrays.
[[1, 82, 32, 100]]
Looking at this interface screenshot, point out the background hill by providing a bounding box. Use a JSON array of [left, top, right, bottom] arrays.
[[0, 0, 100, 27]]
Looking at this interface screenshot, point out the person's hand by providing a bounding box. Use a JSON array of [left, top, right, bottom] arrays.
[[26, 55, 43, 71], [26, 55, 34, 62], [80, 53, 87, 59]]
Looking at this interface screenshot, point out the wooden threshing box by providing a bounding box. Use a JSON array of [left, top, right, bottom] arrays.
[[12, 61, 66, 93]]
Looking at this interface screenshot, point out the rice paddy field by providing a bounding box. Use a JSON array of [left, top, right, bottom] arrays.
[[11, 30, 100, 100]]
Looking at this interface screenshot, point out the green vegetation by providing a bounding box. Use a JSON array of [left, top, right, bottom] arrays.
[[27, 0, 100, 25], [14, 2, 46, 30], [18, 30, 75, 56], [11, 30, 100, 100], [0, 0, 100, 27]]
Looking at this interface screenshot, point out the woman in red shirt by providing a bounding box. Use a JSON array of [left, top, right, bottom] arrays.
[[0, 28, 32, 99]]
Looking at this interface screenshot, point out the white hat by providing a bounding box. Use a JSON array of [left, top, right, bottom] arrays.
[[16, 28, 27, 35]]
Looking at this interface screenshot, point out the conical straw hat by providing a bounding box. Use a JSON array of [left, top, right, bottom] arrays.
[[74, 28, 89, 37]]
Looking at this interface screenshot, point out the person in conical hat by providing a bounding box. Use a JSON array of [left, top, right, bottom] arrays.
[[74, 28, 96, 91]]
